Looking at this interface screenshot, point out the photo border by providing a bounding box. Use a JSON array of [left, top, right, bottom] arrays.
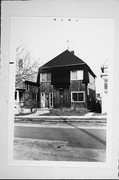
[[1, 0, 119, 179]]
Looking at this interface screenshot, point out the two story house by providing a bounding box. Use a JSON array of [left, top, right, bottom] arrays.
[[37, 50, 96, 112]]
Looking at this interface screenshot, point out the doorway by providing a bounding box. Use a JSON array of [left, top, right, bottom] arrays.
[[45, 93, 49, 107], [41, 92, 53, 108]]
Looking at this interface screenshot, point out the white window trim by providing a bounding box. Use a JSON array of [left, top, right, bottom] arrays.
[[40, 73, 51, 83], [70, 70, 83, 81], [71, 91, 85, 103], [41, 93, 45, 108]]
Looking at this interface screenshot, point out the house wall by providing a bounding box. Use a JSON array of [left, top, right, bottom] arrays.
[[87, 72, 96, 111], [87, 88, 96, 111], [39, 80, 87, 112], [70, 80, 87, 112], [38, 66, 96, 112], [53, 87, 71, 108]]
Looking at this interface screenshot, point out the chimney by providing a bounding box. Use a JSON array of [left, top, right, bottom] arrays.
[[70, 51, 74, 55]]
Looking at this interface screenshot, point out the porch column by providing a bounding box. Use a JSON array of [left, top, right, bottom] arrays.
[[17, 90, 19, 103]]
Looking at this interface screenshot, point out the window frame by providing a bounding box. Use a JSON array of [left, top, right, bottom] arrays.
[[32, 92, 37, 101], [70, 70, 83, 81], [104, 78, 108, 89], [71, 91, 85, 103], [25, 84, 29, 91], [15, 91, 17, 100], [104, 78, 108, 93], [40, 73, 51, 82], [49, 92, 53, 108]]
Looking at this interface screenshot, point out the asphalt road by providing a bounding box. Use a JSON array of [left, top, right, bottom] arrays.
[[14, 124, 106, 149]]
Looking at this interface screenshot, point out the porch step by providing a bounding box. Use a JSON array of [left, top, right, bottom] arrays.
[[84, 112, 94, 117], [35, 108, 50, 115]]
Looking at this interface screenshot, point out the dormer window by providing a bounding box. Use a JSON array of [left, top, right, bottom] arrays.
[[71, 70, 83, 80], [40, 73, 51, 82]]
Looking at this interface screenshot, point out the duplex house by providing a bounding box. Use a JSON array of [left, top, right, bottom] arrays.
[[37, 50, 96, 112]]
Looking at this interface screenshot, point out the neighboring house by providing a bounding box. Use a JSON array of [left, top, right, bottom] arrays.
[[15, 87, 25, 112], [15, 80, 39, 113], [100, 60, 108, 114], [15, 56, 39, 113], [37, 50, 96, 112], [96, 93, 101, 113], [23, 80, 39, 111]]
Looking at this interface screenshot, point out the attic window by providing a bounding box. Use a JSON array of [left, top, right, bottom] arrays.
[[40, 73, 51, 82], [71, 70, 83, 80]]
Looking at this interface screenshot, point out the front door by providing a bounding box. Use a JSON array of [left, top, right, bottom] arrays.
[[41, 93, 45, 108], [41, 92, 53, 108], [45, 93, 49, 107], [59, 89, 64, 107]]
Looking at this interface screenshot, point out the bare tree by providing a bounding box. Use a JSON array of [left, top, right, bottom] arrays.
[[15, 46, 40, 114], [15, 46, 40, 88]]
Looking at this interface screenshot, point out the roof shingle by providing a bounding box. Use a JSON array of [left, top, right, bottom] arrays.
[[40, 50, 85, 69]]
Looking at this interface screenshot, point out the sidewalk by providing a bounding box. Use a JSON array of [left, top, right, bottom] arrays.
[[15, 111, 107, 123]]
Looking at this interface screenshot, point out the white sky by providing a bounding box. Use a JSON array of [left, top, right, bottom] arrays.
[[11, 17, 114, 93]]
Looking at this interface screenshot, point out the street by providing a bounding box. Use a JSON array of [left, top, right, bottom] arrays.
[[14, 124, 106, 150]]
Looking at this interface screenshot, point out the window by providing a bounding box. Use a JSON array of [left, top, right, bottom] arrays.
[[40, 73, 51, 82], [71, 91, 85, 102], [32, 92, 37, 101], [104, 78, 108, 91], [19, 91, 23, 101], [89, 73, 95, 85], [15, 91, 17, 100], [25, 84, 29, 91], [71, 70, 83, 80], [49, 92, 53, 107], [88, 72, 95, 90]]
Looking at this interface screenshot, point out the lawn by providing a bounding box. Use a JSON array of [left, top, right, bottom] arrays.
[[39, 108, 88, 116], [14, 137, 106, 162]]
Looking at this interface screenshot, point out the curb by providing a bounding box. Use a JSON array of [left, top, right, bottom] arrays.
[[15, 115, 107, 119], [15, 116, 107, 123]]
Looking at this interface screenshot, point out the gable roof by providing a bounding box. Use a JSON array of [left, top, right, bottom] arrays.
[[39, 50, 96, 78], [40, 50, 85, 69]]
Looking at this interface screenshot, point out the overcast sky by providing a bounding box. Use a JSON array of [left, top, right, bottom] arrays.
[[11, 17, 114, 93]]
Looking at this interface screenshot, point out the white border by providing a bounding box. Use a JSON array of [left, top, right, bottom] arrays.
[[71, 91, 85, 103], [70, 70, 83, 81], [1, 0, 119, 179]]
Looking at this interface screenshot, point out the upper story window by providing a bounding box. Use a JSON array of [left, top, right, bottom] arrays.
[[71, 70, 83, 80], [88, 72, 95, 90], [104, 78, 108, 91], [15, 91, 17, 100], [40, 73, 51, 82]]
